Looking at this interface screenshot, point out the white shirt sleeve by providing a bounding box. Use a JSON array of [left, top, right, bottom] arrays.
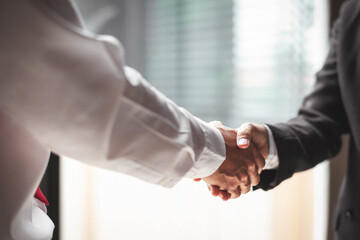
[[263, 125, 279, 170], [0, 1, 225, 188], [183, 117, 226, 179]]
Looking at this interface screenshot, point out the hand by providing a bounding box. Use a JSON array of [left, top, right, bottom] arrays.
[[236, 122, 269, 159], [197, 121, 265, 200], [197, 122, 270, 201]]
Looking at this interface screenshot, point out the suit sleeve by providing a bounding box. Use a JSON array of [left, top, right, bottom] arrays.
[[256, 20, 350, 191]]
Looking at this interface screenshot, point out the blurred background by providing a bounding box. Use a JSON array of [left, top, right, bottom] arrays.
[[41, 0, 348, 239]]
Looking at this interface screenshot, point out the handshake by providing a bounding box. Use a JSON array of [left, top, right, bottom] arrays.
[[195, 121, 269, 201]]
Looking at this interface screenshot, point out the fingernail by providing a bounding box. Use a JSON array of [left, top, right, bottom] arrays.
[[237, 138, 249, 146]]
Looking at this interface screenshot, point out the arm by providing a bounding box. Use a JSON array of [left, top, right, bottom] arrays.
[[0, 1, 225, 187], [0, 1, 264, 191], [259, 20, 349, 190], [235, 20, 350, 191]]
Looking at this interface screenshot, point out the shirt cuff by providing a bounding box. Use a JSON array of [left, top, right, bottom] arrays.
[[185, 118, 226, 179], [263, 125, 279, 170]]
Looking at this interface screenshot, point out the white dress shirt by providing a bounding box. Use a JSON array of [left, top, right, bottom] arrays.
[[0, 1, 225, 239], [0, 1, 279, 239]]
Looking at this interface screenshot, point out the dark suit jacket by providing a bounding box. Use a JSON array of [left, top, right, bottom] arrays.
[[257, 1, 360, 239]]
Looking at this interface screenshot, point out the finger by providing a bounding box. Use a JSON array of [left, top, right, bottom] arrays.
[[228, 186, 241, 199], [239, 181, 251, 194], [208, 184, 221, 196], [244, 147, 261, 185], [237, 137, 250, 148], [225, 176, 241, 193], [247, 166, 260, 186], [193, 178, 202, 182], [250, 145, 266, 174], [248, 168, 260, 186], [219, 190, 231, 201], [236, 123, 254, 148], [237, 169, 251, 194]]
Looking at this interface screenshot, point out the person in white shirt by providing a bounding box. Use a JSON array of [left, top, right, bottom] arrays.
[[0, 0, 268, 239]]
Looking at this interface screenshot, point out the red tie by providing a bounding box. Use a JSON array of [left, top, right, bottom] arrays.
[[34, 187, 49, 206]]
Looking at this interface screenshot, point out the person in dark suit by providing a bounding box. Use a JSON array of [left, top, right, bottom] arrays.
[[205, 0, 360, 239]]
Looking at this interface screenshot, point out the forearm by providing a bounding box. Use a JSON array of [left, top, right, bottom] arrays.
[[257, 115, 344, 191], [0, 1, 225, 187], [101, 66, 225, 187]]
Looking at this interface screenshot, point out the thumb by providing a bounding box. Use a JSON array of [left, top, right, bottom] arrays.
[[236, 123, 254, 149]]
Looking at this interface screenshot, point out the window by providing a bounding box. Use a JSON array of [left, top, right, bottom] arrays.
[[144, 0, 234, 122]]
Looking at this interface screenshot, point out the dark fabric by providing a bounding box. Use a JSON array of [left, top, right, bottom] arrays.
[[256, 0, 360, 239]]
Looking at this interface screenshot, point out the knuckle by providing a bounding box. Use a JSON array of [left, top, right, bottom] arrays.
[[231, 187, 242, 199], [228, 183, 237, 190], [239, 122, 252, 132], [248, 162, 256, 170], [241, 122, 254, 133], [251, 175, 260, 186], [232, 193, 240, 199], [241, 186, 251, 194], [230, 191, 239, 199], [228, 178, 240, 190], [240, 174, 248, 183]]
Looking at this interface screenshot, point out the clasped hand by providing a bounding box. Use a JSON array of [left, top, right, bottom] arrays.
[[195, 121, 269, 201]]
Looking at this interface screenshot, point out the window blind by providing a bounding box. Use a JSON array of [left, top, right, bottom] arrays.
[[144, 0, 234, 123], [144, 0, 319, 128]]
